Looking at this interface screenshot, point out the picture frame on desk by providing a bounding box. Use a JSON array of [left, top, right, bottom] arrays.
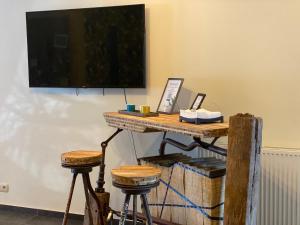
[[190, 93, 206, 110], [157, 78, 184, 114]]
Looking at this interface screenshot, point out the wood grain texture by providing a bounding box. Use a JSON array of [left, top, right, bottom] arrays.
[[140, 155, 225, 225], [223, 114, 263, 225], [141, 161, 160, 218], [83, 192, 110, 225], [104, 112, 229, 138], [111, 165, 161, 186], [61, 150, 102, 167], [157, 165, 171, 221], [170, 164, 186, 225]]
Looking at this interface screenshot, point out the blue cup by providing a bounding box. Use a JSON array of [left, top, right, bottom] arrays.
[[127, 104, 135, 112]]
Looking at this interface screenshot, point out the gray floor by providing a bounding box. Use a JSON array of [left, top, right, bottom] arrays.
[[0, 208, 83, 225], [0, 207, 143, 225]]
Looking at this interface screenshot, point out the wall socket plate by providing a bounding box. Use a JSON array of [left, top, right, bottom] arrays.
[[0, 183, 9, 192]]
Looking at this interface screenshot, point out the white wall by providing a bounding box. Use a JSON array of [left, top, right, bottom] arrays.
[[1, 0, 300, 214]]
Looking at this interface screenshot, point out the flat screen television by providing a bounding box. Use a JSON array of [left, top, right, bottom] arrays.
[[26, 4, 145, 88]]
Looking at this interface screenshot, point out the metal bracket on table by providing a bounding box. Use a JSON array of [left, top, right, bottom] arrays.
[[96, 128, 123, 193], [159, 136, 227, 157]]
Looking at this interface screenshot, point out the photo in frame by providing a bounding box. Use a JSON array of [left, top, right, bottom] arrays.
[[157, 78, 184, 114], [190, 93, 206, 110]]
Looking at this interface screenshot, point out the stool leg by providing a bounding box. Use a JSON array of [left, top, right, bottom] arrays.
[[84, 173, 104, 225], [82, 173, 94, 225], [119, 194, 131, 225], [141, 194, 153, 225], [133, 195, 137, 225], [62, 172, 78, 225]]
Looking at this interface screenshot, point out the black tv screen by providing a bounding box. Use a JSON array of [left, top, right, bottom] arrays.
[[26, 4, 145, 88]]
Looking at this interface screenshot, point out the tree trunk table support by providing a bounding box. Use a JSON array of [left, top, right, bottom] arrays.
[[224, 114, 263, 225], [84, 112, 262, 225]]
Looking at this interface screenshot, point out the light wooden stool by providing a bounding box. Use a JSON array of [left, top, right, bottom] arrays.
[[61, 150, 103, 225], [111, 165, 161, 225]]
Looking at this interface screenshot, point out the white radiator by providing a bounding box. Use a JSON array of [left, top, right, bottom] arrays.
[[258, 148, 300, 225], [198, 146, 300, 225]]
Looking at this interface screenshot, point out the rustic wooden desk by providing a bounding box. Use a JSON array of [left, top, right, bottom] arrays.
[[86, 112, 262, 225], [103, 112, 229, 138], [103, 112, 229, 157]]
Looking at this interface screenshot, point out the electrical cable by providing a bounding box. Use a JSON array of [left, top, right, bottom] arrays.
[[123, 88, 128, 104], [123, 88, 139, 164], [129, 131, 140, 165]]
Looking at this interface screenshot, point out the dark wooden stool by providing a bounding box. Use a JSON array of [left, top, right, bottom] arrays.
[[111, 165, 161, 225], [61, 150, 103, 225]]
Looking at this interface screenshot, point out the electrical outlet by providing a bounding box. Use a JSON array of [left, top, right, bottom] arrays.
[[0, 183, 9, 192]]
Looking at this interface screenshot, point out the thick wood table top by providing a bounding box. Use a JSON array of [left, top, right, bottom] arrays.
[[103, 112, 229, 138]]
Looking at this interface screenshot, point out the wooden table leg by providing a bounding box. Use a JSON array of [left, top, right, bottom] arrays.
[[83, 129, 123, 225], [83, 192, 109, 225], [224, 114, 263, 225]]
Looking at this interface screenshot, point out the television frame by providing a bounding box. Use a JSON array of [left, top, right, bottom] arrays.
[[26, 4, 146, 89]]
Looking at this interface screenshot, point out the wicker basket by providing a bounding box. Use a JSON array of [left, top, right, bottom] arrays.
[[140, 154, 225, 225]]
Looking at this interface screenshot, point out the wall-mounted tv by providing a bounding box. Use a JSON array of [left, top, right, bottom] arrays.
[[26, 4, 145, 88]]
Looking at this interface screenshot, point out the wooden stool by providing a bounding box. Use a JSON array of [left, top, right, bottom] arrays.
[[111, 165, 161, 225], [61, 150, 103, 225]]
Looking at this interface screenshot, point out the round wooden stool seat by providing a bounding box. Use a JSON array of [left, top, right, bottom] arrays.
[[61, 150, 102, 167], [111, 165, 161, 186]]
